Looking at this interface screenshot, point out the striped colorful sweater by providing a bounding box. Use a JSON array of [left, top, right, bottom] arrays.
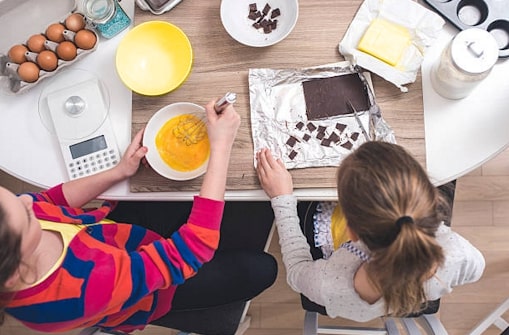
[[2, 184, 223, 333]]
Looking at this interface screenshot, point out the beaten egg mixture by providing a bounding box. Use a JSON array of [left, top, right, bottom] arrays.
[[155, 114, 210, 172]]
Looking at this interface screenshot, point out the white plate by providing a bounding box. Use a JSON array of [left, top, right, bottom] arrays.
[[220, 0, 299, 47], [143, 102, 209, 181]]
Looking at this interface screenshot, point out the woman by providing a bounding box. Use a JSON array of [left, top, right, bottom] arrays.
[[0, 99, 276, 333], [256, 141, 485, 321]]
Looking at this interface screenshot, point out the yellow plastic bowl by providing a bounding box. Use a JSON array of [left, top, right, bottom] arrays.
[[115, 21, 193, 96]]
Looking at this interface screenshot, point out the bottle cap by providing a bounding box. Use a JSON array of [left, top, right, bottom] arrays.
[[451, 28, 499, 75]]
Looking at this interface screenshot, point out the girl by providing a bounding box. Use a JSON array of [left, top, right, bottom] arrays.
[[256, 141, 485, 321], [0, 99, 276, 334]]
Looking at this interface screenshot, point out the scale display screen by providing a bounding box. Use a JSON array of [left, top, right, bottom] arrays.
[[69, 135, 107, 159]]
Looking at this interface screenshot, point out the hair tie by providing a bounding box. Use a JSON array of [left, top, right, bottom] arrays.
[[395, 216, 414, 229]]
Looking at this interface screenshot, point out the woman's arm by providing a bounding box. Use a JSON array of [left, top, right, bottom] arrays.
[[61, 128, 147, 208], [199, 99, 241, 201]]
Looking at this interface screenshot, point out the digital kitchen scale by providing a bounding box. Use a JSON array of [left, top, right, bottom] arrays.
[[39, 72, 120, 180]]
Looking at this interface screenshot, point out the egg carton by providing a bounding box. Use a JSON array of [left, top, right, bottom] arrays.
[[0, 12, 100, 94], [423, 0, 509, 58]]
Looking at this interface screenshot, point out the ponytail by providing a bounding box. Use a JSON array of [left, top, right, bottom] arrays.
[[366, 219, 444, 316]]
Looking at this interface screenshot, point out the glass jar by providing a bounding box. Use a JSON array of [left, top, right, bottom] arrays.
[[82, 0, 131, 39], [430, 28, 499, 99]]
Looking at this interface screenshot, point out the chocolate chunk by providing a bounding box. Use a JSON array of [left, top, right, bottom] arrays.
[[303, 133, 311, 141], [335, 123, 347, 132], [341, 141, 353, 150], [289, 150, 298, 160], [263, 23, 272, 34], [307, 122, 317, 132], [262, 3, 271, 15], [316, 131, 326, 140], [253, 22, 262, 29], [271, 8, 281, 18], [248, 11, 258, 20], [317, 125, 327, 133], [321, 138, 332, 147], [303, 74, 370, 120], [286, 136, 299, 147], [328, 132, 340, 143], [351, 132, 359, 141], [296, 121, 305, 130], [249, 3, 257, 12]]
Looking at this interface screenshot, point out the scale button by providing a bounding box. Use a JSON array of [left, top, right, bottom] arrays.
[[109, 149, 115, 154], [103, 152, 107, 156], [72, 174, 77, 179], [99, 165, 104, 169], [97, 159, 103, 164], [104, 157, 109, 162], [91, 161, 96, 166], [96, 154, 101, 158], [70, 168, 76, 173], [82, 158, 87, 163], [76, 160, 81, 165], [86, 169, 91, 174], [69, 162, 74, 168], [79, 172, 84, 176], [92, 167, 97, 172], [112, 160, 118, 165], [89, 156, 95, 161]]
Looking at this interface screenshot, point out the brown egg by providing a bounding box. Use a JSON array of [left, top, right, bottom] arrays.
[[37, 50, 58, 71], [46, 23, 66, 43], [27, 34, 47, 53], [65, 13, 86, 32], [18, 62, 40, 83], [74, 29, 97, 50], [56, 41, 77, 61], [8, 44, 28, 64]]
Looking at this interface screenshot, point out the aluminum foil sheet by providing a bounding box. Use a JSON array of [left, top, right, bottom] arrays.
[[249, 62, 395, 169]]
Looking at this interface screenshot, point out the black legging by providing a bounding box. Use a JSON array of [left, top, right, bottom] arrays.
[[107, 200, 277, 311]]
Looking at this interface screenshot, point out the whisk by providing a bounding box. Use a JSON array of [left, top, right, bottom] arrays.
[[173, 92, 237, 146]]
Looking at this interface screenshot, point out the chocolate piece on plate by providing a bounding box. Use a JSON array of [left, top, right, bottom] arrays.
[[341, 141, 353, 150], [303, 73, 370, 120], [317, 125, 327, 133], [336, 123, 347, 132], [271, 19, 278, 29], [316, 131, 326, 140], [351, 132, 359, 141], [252, 22, 262, 29], [303, 133, 311, 142], [321, 138, 332, 147], [286, 136, 298, 147], [248, 11, 258, 20], [249, 3, 257, 12], [262, 3, 271, 15], [296, 121, 305, 130], [307, 122, 317, 132], [289, 150, 298, 160], [271, 8, 281, 18], [328, 132, 340, 143]]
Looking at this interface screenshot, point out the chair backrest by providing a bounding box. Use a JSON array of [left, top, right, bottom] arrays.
[[303, 311, 448, 335]]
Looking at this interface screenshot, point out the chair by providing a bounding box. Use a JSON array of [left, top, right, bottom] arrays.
[[302, 296, 447, 335], [468, 297, 509, 335]]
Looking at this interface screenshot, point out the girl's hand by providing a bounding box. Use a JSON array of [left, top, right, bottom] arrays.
[[256, 148, 293, 198], [115, 128, 148, 179]]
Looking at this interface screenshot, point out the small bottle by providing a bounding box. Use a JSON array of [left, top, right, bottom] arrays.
[[82, 0, 131, 39], [430, 28, 499, 100]]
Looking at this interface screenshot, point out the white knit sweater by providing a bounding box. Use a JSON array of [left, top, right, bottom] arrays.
[[271, 194, 486, 322]]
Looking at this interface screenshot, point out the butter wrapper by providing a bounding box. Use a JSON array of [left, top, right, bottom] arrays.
[[339, 0, 445, 92]]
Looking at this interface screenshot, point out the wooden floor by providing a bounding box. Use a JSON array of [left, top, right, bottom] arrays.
[[2, 147, 509, 335]]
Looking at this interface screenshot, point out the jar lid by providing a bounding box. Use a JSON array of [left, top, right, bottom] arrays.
[[451, 28, 499, 75]]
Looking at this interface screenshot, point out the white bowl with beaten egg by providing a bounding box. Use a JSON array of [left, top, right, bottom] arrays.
[[143, 102, 210, 181]]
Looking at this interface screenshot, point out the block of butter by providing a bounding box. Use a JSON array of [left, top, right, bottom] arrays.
[[357, 18, 411, 66]]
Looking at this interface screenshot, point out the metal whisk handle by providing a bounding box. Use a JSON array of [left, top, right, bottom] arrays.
[[214, 92, 237, 113]]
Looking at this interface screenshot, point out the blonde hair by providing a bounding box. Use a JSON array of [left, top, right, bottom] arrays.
[[336, 141, 447, 316]]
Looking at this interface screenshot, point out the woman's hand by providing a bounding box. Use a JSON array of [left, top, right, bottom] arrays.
[[256, 148, 293, 198], [205, 100, 241, 154], [114, 128, 148, 179]]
